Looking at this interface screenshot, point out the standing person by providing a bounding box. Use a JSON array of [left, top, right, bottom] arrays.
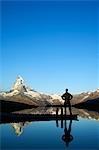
[[61, 89, 73, 115]]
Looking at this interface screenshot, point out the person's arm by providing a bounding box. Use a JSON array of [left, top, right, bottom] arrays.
[[61, 94, 65, 100], [70, 94, 73, 100]]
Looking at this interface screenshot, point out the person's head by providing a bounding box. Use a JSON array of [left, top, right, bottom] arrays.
[[66, 89, 68, 92]]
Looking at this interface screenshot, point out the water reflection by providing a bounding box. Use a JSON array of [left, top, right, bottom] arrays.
[[11, 119, 75, 147], [1, 108, 98, 149], [62, 120, 73, 147], [10, 107, 78, 149], [11, 122, 30, 136], [55, 108, 75, 147]]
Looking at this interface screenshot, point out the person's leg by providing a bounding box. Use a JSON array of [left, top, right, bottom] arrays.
[[68, 101, 72, 115], [64, 100, 67, 115]]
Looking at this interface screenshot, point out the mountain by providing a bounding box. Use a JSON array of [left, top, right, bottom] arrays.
[[72, 90, 99, 111], [0, 76, 99, 110], [0, 76, 63, 107]]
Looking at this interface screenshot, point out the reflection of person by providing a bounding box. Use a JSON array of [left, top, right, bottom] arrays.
[[62, 120, 73, 147], [61, 89, 73, 115]]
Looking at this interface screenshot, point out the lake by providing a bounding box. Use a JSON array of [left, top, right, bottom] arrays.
[[0, 115, 99, 149]]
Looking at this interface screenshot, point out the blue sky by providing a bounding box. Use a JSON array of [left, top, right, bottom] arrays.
[[1, 0, 98, 94]]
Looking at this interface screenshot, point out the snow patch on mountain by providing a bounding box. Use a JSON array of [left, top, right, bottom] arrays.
[[96, 89, 99, 92], [80, 95, 89, 102], [1, 90, 20, 98], [50, 94, 62, 101], [24, 90, 41, 99]]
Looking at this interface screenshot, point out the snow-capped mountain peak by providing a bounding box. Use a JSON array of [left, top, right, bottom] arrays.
[[12, 75, 27, 92]]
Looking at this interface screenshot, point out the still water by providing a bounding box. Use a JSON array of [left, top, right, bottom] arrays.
[[0, 117, 99, 149]]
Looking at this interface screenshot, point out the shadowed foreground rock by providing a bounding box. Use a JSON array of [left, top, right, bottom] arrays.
[[73, 98, 99, 111], [0, 100, 37, 113]]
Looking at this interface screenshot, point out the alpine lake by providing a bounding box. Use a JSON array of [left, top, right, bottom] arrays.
[[0, 107, 99, 150]]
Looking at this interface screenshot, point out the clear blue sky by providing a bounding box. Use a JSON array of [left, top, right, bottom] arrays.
[[1, 0, 98, 94]]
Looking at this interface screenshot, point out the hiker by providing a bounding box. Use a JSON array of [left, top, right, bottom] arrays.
[[61, 89, 73, 115]]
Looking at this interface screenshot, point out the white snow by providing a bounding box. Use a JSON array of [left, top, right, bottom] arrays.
[[0, 90, 20, 97], [51, 94, 61, 100], [5, 90, 20, 97], [80, 95, 89, 102], [83, 95, 89, 99], [24, 90, 41, 99], [88, 92, 91, 95], [12, 75, 26, 93], [96, 89, 99, 92]]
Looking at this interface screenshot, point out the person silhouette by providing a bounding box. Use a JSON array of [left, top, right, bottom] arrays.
[[62, 120, 73, 147], [61, 89, 73, 115]]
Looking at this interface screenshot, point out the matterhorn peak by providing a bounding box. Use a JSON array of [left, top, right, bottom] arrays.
[[12, 75, 27, 93], [17, 75, 24, 83]]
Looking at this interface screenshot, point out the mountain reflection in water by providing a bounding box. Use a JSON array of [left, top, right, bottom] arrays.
[[1, 108, 99, 149], [8, 107, 99, 120]]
